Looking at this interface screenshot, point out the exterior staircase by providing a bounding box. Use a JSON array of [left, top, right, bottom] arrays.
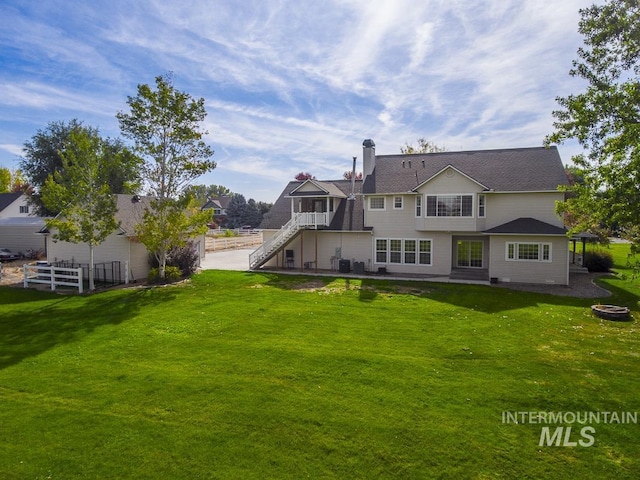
[[249, 212, 328, 269]]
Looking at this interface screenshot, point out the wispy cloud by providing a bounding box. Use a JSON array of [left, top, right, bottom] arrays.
[[0, 0, 593, 200]]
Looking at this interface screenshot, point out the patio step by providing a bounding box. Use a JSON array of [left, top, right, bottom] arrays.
[[449, 268, 489, 281]]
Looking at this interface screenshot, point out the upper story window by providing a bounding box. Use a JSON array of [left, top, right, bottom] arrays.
[[393, 196, 403, 210], [426, 194, 473, 217], [19, 206, 29, 214], [369, 197, 385, 210], [415, 196, 422, 217], [506, 242, 551, 262], [478, 194, 485, 218]]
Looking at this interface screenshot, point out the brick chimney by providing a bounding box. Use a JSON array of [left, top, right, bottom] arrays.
[[362, 139, 375, 179]]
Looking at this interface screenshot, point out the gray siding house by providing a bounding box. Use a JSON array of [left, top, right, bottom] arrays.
[[253, 140, 570, 285]]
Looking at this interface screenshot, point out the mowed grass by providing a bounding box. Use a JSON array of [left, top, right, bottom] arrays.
[[0, 244, 638, 479]]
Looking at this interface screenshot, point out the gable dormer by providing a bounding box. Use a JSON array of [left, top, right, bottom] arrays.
[[413, 165, 488, 195]]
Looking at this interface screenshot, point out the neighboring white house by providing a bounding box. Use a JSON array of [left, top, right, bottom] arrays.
[[253, 140, 571, 285], [41, 194, 206, 283], [0, 193, 47, 252], [0, 193, 32, 218]]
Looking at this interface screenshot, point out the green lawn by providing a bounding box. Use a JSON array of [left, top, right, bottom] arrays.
[[0, 244, 638, 479]]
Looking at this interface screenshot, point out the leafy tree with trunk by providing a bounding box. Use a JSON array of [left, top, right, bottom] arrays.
[[400, 138, 447, 154], [545, 0, 640, 261], [40, 128, 119, 291], [117, 74, 216, 279], [20, 119, 141, 215]]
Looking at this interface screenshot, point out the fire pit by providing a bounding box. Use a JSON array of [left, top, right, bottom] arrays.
[[591, 304, 631, 321]]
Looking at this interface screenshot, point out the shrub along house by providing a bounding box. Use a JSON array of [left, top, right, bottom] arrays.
[[252, 139, 570, 285]]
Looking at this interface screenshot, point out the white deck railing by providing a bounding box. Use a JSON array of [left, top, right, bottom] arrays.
[[249, 212, 329, 269]]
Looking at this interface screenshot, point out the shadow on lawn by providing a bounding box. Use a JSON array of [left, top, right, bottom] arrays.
[[0, 287, 176, 370], [254, 272, 638, 315]]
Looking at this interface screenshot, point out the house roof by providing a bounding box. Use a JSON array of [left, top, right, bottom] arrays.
[[260, 180, 365, 231], [114, 194, 154, 235], [483, 217, 568, 236], [202, 196, 231, 211], [363, 146, 569, 194], [0, 192, 23, 212], [288, 180, 348, 198], [0, 217, 46, 227]]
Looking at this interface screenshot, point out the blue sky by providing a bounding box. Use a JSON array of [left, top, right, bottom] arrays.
[[0, 0, 593, 202]]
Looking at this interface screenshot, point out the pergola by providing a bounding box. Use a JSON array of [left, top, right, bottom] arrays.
[[570, 232, 599, 267]]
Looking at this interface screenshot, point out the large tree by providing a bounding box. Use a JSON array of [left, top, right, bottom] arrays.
[[117, 74, 216, 279], [40, 128, 119, 291], [545, 0, 640, 250], [20, 120, 141, 215]]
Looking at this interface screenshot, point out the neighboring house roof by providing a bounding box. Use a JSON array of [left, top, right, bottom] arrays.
[[363, 146, 569, 194], [483, 217, 567, 236], [260, 180, 365, 231], [0, 192, 23, 212], [202, 196, 231, 211]]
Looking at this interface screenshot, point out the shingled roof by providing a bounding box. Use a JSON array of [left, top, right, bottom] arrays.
[[0, 192, 23, 213], [363, 146, 568, 194], [260, 180, 365, 231], [483, 217, 567, 236]]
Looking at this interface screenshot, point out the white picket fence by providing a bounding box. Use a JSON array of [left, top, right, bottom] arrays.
[[23, 263, 84, 293], [206, 233, 263, 251]]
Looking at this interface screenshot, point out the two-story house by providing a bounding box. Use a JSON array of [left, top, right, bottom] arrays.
[[253, 139, 570, 285], [202, 196, 232, 227]]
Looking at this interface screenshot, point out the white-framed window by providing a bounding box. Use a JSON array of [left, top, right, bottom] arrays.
[[506, 242, 552, 262], [369, 196, 385, 210], [20, 205, 29, 214], [419, 240, 432, 265], [404, 240, 416, 263], [393, 196, 403, 210], [426, 194, 473, 217], [415, 195, 422, 217], [376, 239, 388, 263], [389, 239, 402, 263], [478, 194, 485, 218], [374, 238, 433, 266]]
